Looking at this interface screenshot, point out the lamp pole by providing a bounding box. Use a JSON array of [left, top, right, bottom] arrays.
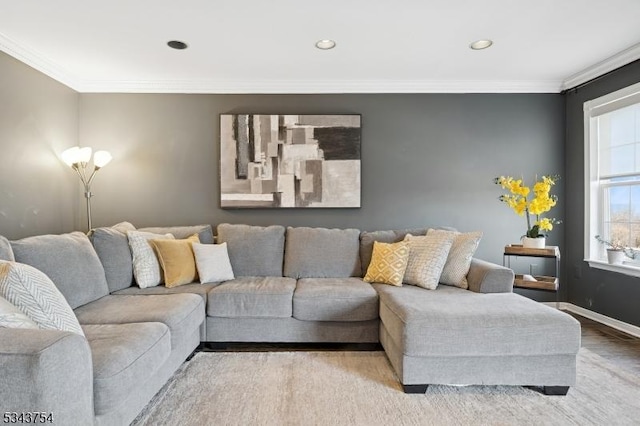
[[70, 163, 101, 231], [62, 147, 111, 232]]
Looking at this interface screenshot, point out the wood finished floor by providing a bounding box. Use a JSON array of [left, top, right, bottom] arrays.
[[570, 312, 640, 376]]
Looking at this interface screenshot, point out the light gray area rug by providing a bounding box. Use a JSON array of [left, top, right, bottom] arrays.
[[132, 349, 640, 426]]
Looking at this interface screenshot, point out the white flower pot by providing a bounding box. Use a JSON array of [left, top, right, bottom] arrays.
[[607, 249, 625, 265], [522, 236, 546, 249]]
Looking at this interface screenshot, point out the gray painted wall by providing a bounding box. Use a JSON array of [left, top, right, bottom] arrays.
[[78, 93, 565, 290], [0, 52, 79, 239], [565, 60, 640, 327]]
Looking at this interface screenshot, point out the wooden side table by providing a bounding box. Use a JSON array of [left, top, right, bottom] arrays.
[[503, 244, 560, 307]]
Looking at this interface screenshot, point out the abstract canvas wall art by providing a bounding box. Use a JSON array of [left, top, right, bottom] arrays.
[[220, 114, 361, 208]]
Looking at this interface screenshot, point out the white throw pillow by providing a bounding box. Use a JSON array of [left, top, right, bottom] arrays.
[[0, 261, 84, 336], [403, 233, 455, 290], [192, 242, 235, 283], [0, 295, 39, 329], [127, 230, 175, 288], [427, 229, 483, 289]]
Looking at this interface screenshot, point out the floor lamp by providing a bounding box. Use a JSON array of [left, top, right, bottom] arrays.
[[61, 146, 112, 231]]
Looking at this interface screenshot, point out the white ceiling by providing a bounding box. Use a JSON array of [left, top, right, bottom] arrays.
[[1, 0, 640, 94]]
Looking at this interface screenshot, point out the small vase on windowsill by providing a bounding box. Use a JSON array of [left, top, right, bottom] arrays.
[[606, 249, 625, 265], [522, 236, 546, 249]]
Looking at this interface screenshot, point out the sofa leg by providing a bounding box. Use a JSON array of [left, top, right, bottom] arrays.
[[528, 385, 570, 395], [541, 386, 570, 396], [403, 384, 429, 394]]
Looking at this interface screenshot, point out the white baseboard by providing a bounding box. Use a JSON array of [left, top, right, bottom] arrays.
[[543, 302, 640, 339]]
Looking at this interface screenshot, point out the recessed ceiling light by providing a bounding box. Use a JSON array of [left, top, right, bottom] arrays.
[[315, 39, 336, 50], [469, 39, 493, 50], [167, 40, 188, 50]]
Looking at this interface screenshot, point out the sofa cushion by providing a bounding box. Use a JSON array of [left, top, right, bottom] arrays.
[[0, 235, 14, 261], [74, 294, 204, 349], [374, 284, 581, 357], [207, 277, 296, 318], [150, 234, 200, 288], [284, 227, 361, 278], [89, 223, 136, 293], [127, 230, 174, 288], [363, 241, 410, 286], [0, 295, 38, 329], [83, 322, 170, 415], [0, 261, 84, 335], [139, 224, 214, 244], [216, 224, 285, 277], [293, 278, 379, 322], [112, 282, 219, 304], [10, 232, 109, 309]]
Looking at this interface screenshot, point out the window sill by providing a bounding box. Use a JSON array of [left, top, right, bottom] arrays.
[[586, 259, 640, 278]]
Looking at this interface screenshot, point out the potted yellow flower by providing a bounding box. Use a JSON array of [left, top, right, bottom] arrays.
[[494, 175, 560, 249]]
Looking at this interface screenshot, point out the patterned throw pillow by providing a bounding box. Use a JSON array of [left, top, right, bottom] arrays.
[[403, 233, 455, 290], [363, 241, 410, 286], [192, 242, 235, 283], [427, 229, 483, 289], [0, 295, 38, 329], [127, 230, 175, 288], [150, 234, 200, 288], [0, 261, 84, 336]]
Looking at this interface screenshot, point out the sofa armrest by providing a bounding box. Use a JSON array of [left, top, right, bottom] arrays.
[[467, 258, 514, 293], [0, 328, 94, 425]]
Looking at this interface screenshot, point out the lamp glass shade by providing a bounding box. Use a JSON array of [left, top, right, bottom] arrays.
[[61, 146, 80, 166], [78, 147, 92, 163], [93, 150, 112, 168]]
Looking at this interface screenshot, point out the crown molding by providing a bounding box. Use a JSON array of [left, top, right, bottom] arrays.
[[74, 78, 562, 94], [0, 31, 80, 91], [562, 43, 640, 91]]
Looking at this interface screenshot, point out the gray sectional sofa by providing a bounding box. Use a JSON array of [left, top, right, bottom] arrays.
[[0, 222, 581, 425]]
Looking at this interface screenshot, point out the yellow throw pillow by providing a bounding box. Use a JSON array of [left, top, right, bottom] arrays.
[[363, 241, 410, 286], [150, 234, 200, 288]]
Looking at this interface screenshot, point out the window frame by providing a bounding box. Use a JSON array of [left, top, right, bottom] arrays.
[[584, 81, 640, 277]]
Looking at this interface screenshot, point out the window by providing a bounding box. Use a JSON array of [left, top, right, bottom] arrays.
[[585, 81, 640, 276]]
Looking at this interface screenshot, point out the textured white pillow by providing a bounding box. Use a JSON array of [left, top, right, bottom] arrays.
[[127, 230, 175, 288], [0, 295, 39, 329], [427, 229, 482, 289], [192, 242, 235, 283], [403, 233, 455, 290], [0, 261, 84, 336]]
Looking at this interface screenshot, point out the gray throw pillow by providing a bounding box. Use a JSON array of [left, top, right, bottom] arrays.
[[10, 232, 109, 309], [127, 230, 174, 288]]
